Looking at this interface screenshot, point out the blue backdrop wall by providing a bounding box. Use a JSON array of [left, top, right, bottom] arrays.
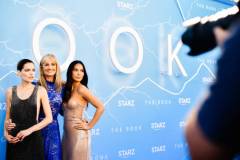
[[0, 0, 234, 159]]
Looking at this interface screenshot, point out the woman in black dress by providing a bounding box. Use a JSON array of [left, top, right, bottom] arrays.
[[4, 59, 52, 160]]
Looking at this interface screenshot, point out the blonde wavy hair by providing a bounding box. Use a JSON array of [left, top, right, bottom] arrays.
[[39, 54, 62, 92]]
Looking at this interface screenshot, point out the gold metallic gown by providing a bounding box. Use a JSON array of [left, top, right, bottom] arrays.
[[62, 99, 90, 160]]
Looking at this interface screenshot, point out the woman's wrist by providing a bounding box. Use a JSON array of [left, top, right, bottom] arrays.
[[86, 123, 92, 130]]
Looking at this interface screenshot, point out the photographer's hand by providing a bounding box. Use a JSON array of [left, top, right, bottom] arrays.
[[213, 27, 230, 47]]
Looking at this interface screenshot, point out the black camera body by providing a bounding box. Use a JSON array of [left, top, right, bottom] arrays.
[[182, 2, 240, 56]]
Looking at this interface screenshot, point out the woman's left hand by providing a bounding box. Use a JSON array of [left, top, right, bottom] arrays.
[[72, 118, 90, 130], [16, 129, 33, 141]]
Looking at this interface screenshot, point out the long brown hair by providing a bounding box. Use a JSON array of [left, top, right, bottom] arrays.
[[63, 60, 88, 103], [39, 54, 62, 92]]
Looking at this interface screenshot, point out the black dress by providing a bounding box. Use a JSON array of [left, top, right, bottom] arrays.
[[6, 85, 44, 160]]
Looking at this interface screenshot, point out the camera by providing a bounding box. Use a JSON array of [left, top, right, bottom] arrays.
[[181, 2, 240, 56]]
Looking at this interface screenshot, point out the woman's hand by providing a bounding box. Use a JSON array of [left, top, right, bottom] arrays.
[[16, 129, 33, 141], [4, 134, 19, 144], [72, 117, 90, 130], [5, 119, 16, 131]]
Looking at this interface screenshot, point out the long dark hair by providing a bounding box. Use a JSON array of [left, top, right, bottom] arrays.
[[63, 60, 88, 103]]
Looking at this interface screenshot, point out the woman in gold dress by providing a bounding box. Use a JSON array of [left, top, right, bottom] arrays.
[[62, 60, 104, 160]]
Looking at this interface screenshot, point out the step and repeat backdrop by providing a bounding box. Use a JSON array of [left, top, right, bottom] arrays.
[[0, 0, 234, 159]]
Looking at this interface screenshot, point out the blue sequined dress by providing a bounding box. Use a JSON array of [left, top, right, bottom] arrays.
[[39, 81, 63, 160]]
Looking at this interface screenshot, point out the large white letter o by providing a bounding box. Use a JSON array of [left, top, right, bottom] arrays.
[[110, 26, 143, 74], [33, 18, 76, 71]]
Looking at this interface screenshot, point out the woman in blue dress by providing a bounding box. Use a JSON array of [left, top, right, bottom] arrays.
[[38, 54, 63, 160], [6, 54, 63, 160]]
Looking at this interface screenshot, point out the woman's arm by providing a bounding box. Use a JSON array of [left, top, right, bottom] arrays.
[[16, 86, 52, 141], [4, 88, 19, 143], [75, 85, 104, 130]]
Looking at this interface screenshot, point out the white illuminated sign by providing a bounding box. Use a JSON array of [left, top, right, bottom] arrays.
[[110, 26, 143, 74], [32, 18, 76, 71]]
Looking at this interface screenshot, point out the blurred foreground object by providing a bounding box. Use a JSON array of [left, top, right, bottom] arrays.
[[181, 1, 240, 56]]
